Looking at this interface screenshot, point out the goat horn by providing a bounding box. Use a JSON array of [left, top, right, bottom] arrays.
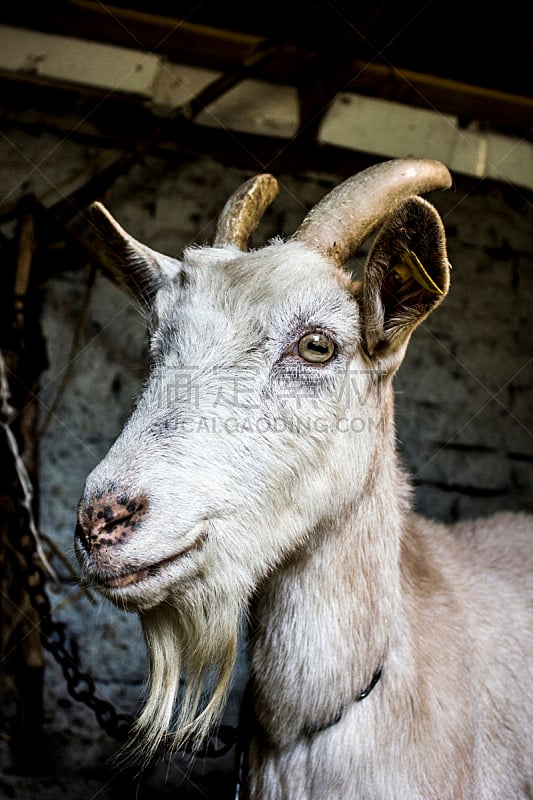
[[213, 174, 279, 250], [292, 158, 452, 266]]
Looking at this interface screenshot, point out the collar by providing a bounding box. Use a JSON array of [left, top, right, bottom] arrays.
[[234, 667, 383, 798], [302, 666, 383, 738]]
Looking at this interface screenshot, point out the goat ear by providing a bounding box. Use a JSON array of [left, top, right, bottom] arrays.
[[361, 197, 450, 362], [88, 202, 181, 307]]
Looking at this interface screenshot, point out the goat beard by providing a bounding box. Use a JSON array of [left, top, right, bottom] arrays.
[[117, 588, 241, 767]]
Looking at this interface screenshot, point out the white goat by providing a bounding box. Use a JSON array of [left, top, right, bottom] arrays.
[[75, 158, 532, 799]]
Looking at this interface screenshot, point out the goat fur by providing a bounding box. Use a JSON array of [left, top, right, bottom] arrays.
[[76, 160, 533, 799]]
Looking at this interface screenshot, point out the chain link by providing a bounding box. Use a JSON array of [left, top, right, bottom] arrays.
[[17, 528, 238, 755], [2, 418, 236, 755], [14, 532, 134, 740]]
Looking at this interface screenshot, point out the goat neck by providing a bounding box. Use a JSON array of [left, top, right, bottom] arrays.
[[248, 389, 409, 749]]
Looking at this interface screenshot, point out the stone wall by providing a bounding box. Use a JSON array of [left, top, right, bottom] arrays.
[[1, 128, 532, 799]]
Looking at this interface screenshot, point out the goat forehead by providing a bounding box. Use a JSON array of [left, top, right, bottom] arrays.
[[155, 241, 358, 339]]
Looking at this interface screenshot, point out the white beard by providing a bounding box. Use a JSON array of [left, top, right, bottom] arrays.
[[118, 589, 241, 766]]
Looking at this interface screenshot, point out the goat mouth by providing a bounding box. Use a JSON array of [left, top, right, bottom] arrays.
[[94, 528, 207, 591]]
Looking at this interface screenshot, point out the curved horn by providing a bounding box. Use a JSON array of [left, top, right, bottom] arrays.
[[292, 158, 452, 266], [213, 174, 279, 250]]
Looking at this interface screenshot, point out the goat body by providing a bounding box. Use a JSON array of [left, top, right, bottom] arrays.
[[75, 160, 532, 799]]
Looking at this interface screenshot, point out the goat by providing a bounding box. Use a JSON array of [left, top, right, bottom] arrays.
[[75, 158, 533, 799]]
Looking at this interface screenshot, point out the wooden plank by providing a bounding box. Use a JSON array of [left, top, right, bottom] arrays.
[[1, 47, 533, 192], [0, 2, 532, 133], [0, 24, 160, 97], [0, 1, 264, 69], [348, 61, 533, 137]]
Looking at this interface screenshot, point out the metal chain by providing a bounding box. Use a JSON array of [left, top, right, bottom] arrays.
[[18, 520, 237, 756], [1, 364, 236, 756], [17, 530, 134, 740]]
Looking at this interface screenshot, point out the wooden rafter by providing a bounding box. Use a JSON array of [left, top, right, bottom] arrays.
[[0, 1, 532, 136]]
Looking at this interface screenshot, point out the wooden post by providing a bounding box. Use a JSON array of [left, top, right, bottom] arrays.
[[0, 196, 48, 771]]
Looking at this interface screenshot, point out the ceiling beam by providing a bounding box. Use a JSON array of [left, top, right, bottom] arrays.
[[1, 1, 532, 137]]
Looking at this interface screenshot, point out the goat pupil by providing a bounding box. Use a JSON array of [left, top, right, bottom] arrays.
[[310, 341, 326, 353]]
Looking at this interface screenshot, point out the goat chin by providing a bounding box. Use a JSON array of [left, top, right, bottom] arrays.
[[116, 593, 240, 767]]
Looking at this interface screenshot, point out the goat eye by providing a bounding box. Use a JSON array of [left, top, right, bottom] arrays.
[[297, 332, 335, 364]]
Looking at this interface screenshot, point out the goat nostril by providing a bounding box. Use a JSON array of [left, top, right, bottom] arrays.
[[97, 505, 131, 527], [76, 494, 149, 552]]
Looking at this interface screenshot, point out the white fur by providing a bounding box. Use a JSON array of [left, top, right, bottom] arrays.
[[77, 183, 532, 798]]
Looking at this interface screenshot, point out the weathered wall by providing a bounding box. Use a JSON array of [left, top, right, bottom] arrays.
[[1, 128, 532, 799]]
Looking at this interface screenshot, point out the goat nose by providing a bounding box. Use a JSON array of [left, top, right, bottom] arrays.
[[76, 492, 148, 553]]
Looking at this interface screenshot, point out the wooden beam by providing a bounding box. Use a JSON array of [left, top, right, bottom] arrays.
[[0, 2, 532, 135], [347, 62, 533, 137]]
